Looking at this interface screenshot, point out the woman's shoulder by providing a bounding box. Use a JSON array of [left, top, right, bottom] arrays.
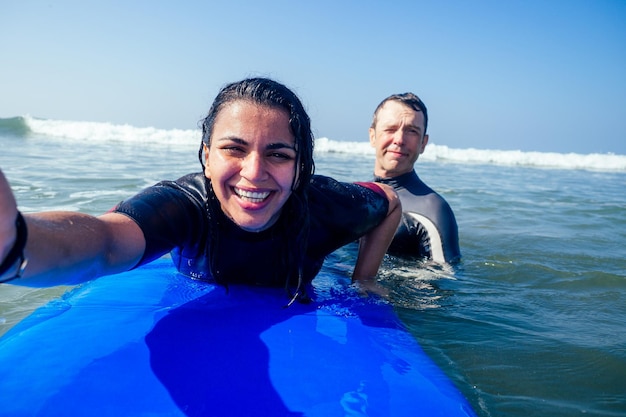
[[116, 173, 208, 219], [150, 172, 209, 205]]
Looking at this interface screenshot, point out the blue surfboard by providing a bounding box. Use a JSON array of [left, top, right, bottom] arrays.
[[0, 257, 476, 417]]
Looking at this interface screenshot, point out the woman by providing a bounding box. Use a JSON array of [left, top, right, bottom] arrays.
[[0, 78, 400, 302]]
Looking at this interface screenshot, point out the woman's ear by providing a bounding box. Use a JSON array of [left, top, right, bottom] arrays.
[[203, 143, 211, 179]]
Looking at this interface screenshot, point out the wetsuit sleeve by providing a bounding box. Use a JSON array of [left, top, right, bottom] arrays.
[[390, 214, 432, 258], [374, 171, 461, 263], [417, 198, 461, 263], [438, 203, 461, 262], [113, 174, 206, 267], [396, 207, 461, 263], [307, 176, 389, 259]]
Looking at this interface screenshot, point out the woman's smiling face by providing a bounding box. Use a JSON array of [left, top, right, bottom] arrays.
[[203, 100, 297, 232]]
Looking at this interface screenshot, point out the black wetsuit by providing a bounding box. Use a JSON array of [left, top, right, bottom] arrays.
[[375, 170, 461, 263], [114, 173, 388, 286]]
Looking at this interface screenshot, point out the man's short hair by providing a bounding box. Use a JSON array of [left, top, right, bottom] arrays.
[[371, 93, 428, 134]]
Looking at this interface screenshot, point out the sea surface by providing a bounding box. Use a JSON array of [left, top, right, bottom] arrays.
[[1, 116, 625, 416]]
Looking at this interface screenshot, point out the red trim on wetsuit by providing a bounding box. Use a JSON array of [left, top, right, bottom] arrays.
[[354, 182, 386, 199]]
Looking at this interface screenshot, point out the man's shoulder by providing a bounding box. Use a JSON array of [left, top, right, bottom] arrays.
[[379, 171, 448, 211], [376, 172, 461, 262]]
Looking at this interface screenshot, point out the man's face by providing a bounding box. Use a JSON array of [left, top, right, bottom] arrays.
[[369, 100, 429, 178]]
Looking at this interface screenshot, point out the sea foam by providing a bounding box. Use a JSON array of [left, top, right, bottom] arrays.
[[8, 116, 626, 172]]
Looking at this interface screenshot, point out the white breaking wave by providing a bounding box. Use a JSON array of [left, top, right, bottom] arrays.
[[20, 117, 626, 172], [420, 144, 626, 172], [314, 137, 374, 155], [314, 137, 626, 172], [23, 115, 199, 149]]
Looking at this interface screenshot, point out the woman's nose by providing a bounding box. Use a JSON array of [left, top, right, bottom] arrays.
[[240, 153, 268, 181]]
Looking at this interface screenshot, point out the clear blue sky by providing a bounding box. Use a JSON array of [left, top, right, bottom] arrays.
[[1, 0, 625, 154]]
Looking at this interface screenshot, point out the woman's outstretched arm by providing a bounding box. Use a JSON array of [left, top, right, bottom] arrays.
[[0, 169, 145, 287]]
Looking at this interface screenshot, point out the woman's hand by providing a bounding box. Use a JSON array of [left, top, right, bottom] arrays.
[[0, 169, 19, 265], [353, 277, 390, 298]]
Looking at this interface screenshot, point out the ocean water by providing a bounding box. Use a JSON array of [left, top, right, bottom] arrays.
[[1, 116, 625, 416]]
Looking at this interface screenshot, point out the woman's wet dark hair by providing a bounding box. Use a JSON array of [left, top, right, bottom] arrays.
[[198, 78, 315, 304]]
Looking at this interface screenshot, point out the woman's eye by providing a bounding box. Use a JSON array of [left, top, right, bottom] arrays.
[[222, 146, 245, 154], [269, 152, 294, 161]]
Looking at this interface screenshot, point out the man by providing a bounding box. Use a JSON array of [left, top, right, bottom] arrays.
[[369, 93, 461, 263]]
